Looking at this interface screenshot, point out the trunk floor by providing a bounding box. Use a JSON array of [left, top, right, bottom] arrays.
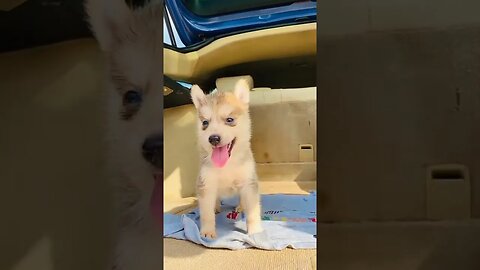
[[165, 220, 480, 270], [164, 182, 480, 270]]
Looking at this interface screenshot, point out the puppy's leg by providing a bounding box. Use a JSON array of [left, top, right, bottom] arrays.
[[240, 180, 263, 235], [197, 182, 217, 239], [235, 202, 243, 213], [215, 198, 222, 214]]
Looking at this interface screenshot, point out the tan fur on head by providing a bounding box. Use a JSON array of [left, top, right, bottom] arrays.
[[190, 85, 207, 109], [190, 85, 252, 159]]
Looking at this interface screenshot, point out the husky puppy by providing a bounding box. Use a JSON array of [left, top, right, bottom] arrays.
[[190, 79, 262, 238], [86, 0, 163, 269]]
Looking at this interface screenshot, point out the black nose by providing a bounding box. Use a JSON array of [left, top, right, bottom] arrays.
[[142, 134, 163, 168], [208, 135, 221, 146]]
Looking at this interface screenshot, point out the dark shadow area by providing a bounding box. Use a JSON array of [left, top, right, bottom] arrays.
[[317, 26, 480, 222], [0, 0, 91, 53], [317, 221, 480, 270], [201, 56, 316, 90], [0, 41, 112, 270]]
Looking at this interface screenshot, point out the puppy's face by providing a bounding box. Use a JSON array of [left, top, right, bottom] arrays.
[[87, 0, 163, 192], [190, 84, 251, 168]]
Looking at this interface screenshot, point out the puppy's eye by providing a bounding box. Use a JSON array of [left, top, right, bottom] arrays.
[[202, 120, 209, 127], [123, 90, 142, 105], [226, 117, 234, 124], [121, 90, 142, 120]]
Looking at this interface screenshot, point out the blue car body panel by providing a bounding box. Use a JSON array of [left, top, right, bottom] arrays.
[[165, 0, 317, 48]]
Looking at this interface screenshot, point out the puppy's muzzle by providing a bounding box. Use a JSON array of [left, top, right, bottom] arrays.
[[142, 134, 163, 168]]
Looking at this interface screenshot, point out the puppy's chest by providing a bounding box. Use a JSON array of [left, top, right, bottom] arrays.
[[203, 165, 251, 196]]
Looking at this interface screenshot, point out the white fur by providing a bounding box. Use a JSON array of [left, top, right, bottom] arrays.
[[191, 85, 263, 238], [86, 0, 164, 269]]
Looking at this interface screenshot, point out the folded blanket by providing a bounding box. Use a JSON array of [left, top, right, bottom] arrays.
[[164, 192, 317, 250]]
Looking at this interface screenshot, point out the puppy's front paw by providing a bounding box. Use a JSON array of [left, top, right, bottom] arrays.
[[200, 228, 217, 239], [235, 204, 243, 213], [247, 219, 263, 235]]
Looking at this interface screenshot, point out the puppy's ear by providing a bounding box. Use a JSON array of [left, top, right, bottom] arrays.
[[233, 76, 253, 104], [190, 85, 207, 109], [85, 0, 133, 51]]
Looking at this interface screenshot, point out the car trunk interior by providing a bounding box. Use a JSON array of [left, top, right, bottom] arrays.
[[163, 63, 317, 270], [314, 1, 480, 268], [2, 1, 480, 270], [164, 72, 317, 212]]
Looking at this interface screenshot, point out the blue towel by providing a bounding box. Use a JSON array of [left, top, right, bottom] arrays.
[[164, 192, 317, 250]]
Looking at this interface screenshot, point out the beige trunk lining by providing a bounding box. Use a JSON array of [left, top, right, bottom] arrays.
[[164, 86, 317, 209]]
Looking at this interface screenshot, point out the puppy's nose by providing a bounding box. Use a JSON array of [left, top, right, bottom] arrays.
[[142, 134, 163, 168], [208, 135, 221, 146]]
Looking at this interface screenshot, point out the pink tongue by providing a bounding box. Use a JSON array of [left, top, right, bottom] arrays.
[[150, 174, 162, 226], [211, 145, 229, 168]]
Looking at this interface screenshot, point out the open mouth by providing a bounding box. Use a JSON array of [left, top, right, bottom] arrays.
[[150, 172, 163, 225], [227, 138, 236, 156], [211, 138, 236, 168]]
